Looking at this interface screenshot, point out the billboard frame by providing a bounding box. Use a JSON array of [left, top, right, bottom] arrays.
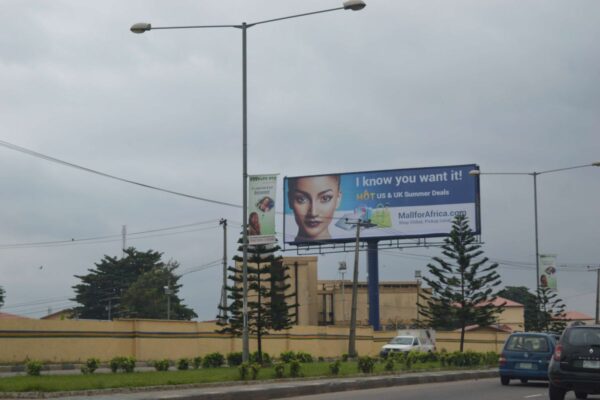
[[283, 163, 481, 247]]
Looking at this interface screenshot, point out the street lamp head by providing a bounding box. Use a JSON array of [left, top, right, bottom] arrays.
[[130, 23, 152, 34], [468, 169, 481, 176], [343, 0, 366, 11]]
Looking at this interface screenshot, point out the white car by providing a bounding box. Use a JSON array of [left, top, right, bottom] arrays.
[[380, 335, 435, 357]]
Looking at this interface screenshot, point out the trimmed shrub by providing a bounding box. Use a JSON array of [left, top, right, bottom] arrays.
[[109, 357, 122, 373], [405, 351, 419, 369], [121, 356, 136, 373], [177, 358, 190, 370], [289, 360, 302, 377], [280, 351, 296, 363], [341, 353, 349, 362], [274, 363, 285, 378], [227, 352, 243, 367], [238, 363, 250, 380], [81, 358, 100, 374], [329, 360, 341, 376], [384, 358, 395, 371], [26, 360, 43, 376], [250, 363, 261, 380], [250, 351, 271, 366], [357, 356, 375, 374], [296, 351, 313, 363], [202, 352, 225, 368], [153, 359, 170, 372], [318, 356, 325, 362], [192, 356, 202, 369]]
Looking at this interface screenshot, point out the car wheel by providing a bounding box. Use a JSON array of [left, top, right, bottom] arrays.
[[575, 392, 588, 399], [549, 383, 566, 400], [520, 378, 528, 384], [500, 376, 510, 386]]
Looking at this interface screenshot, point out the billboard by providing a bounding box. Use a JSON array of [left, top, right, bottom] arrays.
[[284, 164, 480, 245], [248, 174, 277, 245], [539, 254, 557, 291]]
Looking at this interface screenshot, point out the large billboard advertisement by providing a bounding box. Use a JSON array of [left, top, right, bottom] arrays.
[[284, 164, 480, 245], [248, 174, 277, 245]]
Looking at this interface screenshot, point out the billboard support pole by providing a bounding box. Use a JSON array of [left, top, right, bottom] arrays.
[[367, 240, 380, 331]]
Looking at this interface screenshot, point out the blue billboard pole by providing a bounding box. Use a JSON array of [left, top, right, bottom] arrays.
[[367, 240, 380, 330]]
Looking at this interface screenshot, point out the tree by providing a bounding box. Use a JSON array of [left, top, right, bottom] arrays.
[[533, 286, 567, 333], [0, 286, 4, 309], [419, 214, 504, 351], [72, 247, 196, 320], [497, 286, 539, 332], [217, 239, 296, 362]]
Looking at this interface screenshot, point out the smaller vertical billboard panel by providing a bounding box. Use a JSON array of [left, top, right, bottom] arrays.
[[539, 254, 558, 291], [248, 174, 277, 245], [284, 164, 480, 245]]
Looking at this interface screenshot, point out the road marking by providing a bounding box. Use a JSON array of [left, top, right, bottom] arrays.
[[524, 394, 543, 398]]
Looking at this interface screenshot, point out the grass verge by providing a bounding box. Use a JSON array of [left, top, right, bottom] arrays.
[[0, 361, 493, 393]]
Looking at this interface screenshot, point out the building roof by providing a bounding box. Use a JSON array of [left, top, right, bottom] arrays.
[[554, 311, 594, 321], [0, 311, 30, 320], [477, 296, 523, 308], [458, 323, 514, 333]]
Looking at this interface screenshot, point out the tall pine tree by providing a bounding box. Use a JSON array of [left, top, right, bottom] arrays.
[[217, 239, 296, 362], [420, 214, 504, 351], [533, 286, 566, 333]]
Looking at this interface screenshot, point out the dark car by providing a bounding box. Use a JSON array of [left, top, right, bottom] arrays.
[[499, 332, 557, 385], [548, 324, 600, 400]]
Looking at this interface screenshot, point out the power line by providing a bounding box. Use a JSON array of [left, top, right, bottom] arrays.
[[0, 139, 241, 208], [0, 220, 221, 250]]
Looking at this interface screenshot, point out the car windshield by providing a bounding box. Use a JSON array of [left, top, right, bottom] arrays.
[[390, 337, 414, 345], [565, 328, 600, 346], [505, 335, 549, 352]]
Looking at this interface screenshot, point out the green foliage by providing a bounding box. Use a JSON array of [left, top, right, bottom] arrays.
[[227, 352, 243, 367], [217, 241, 297, 365], [534, 287, 567, 333], [318, 356, 325, 362], [250, 363, 261, 380], [110, 356, 136, 373], [280, 351, 296, 363], [405, 351, 419, 369], [192, 357, 202, 369], [296, 351, 314, 363], [274, 363, 285, 378], [177, 358, 190, 371], [202, 352, 225, 368], [357, 356, 375, 373], [25, 360, 43, 376], [289, 360, 302, 377], [329, 360, 341, 375], [80, 358, 100, 375], [250, 351, 271, 366], [341, 353, 349, 362], [0, 286, 4, 309], [72, 248, 196, 320], [420, 215, 504, 351], [238, 363, 249, 380], [384, 358, 395, 371], [153, 359, 170, 372]]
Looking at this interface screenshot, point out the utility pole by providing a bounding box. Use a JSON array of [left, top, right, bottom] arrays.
[[347, 219, 376, 358], [165, 278, 173, 320], [122, 225, 127, 258], [415, 270, 422, 325], [219, 219, 228, 321], [589, 265, 600, 324], [338, 261, 347, 323]]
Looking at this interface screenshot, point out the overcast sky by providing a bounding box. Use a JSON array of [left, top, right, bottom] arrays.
[[1, 0, 598, 321]]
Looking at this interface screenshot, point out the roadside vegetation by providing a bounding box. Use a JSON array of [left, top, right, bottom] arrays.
[[0, 350, 498, 393]]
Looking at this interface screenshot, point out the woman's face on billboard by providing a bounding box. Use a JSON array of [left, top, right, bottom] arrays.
[[289, 176, 341, 240]]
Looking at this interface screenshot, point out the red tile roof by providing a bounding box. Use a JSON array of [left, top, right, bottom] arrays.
[[0, 312, 30, 320], [554, 311, 594, 321]]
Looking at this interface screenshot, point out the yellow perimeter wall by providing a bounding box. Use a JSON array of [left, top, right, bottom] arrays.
[[0, 319, 508, 363]]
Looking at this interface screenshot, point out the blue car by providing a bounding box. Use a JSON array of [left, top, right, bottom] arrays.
[[499, 332, 558, 385]]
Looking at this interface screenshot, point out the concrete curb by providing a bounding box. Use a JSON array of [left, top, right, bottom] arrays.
[[0, 369, 498, 399]]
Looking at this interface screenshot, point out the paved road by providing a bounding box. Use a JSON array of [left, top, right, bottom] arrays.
[[282, 378, 598, 400]]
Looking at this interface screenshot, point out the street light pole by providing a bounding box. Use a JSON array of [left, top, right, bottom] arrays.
[[470, 162, 599, 295], [131, 0, 366, 363]]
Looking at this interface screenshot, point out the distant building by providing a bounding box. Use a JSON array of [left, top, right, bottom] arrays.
[[554, 311, 595, 325], [0, 312, 30, 320]]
